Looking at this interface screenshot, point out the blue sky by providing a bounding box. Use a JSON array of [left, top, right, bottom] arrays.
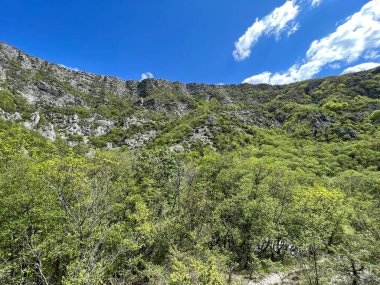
[[1, 0, 379, 84]]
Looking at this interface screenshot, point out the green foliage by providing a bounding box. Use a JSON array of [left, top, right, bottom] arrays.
[[168, 252, 225, 285], [371, 110, 380, 122], [0, 114, 379, 284], [0, 90, 16, 112], [0, 90, 35, 114], [323, 101, 348, 112]]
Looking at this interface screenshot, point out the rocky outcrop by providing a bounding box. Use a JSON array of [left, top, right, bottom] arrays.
[[0, 108, 22, 121], [124, 130, 157, 148], [170, 144, 185, 152], [23, 112, 40, 129], [0, 66, 6, 81], [188, 127, 213, 145], [40, 124, 56, 141]]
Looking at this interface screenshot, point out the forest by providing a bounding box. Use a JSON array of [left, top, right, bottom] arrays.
[[0, 115, 379, 284]]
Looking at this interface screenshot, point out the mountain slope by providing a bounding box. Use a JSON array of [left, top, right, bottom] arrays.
[[1, 41, 379, 150], [1, 42, 380, 285]]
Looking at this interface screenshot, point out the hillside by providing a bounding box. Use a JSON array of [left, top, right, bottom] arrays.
[[0, 42, 379, 285], [1, 41, 379, 150]]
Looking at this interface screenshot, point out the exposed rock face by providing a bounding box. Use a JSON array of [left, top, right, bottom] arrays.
[[170, 145, 185, 152], [23, 112, 40, 129], [124, 130, 157, 149], [40, 124, 56, 141], [0, 41, 379, 148], [310, 113, 335, 131], [93, 120, 115, 136], [0, 66, 6, 81], [122, 116, 151, 130], [189, 127, 213, 145], [0, 108, 22, 121]]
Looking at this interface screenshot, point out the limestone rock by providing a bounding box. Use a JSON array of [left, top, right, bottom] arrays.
[[23, 112, 40, 129], [40, 124, 56, 141], [0, 66, 6, 81], [170, 145, 184, 152], [125, 130, 157, 149]]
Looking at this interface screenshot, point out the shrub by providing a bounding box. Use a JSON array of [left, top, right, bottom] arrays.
[[0, 91, 16, 112], [370, 110, 380, 122], [323, 101, 348, 112]]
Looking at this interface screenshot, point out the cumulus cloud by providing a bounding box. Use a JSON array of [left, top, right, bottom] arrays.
[[329, 63, 341, 69], [233, 0, 300, 61], [140, 72, 154, 80], [364, 50, 380, 60], [341, 62, 380, 74], [58, 64, 79, 72], [243, 0, 380, 85], [311, 0, 322, 7], [242, 72, 272, 84]]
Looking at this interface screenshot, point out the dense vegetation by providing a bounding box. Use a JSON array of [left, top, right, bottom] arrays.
[[0, 110, 379, 285], [0, 42, 380, 284]]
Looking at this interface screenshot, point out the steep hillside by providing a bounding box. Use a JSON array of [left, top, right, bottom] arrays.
[[0, 42, 380, 285], [1, 41, 379, 150]]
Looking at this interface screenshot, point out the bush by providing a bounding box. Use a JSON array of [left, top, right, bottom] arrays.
[[323, 101, 348, 112], [370, 110, 380, 122], [0, 91, 16, 112]]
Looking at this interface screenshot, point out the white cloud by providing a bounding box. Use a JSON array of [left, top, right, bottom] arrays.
[[287, 23, 300, 37], [243, 72, 271, 84], [243, 0, 380, 85], [311, 0, 322, 7], [364, 50, 380, 60], [233, 0, 300, 61], [58, 64, 79, 72], [233, 0, 322, 61], [341, 62, 380, 74], [140, 72, 154, 80], [329, 63, 341, 69]]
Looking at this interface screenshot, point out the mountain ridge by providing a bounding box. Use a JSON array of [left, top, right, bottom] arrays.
[[0, 41, 379, 150], [3, 40, 379, 87]]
